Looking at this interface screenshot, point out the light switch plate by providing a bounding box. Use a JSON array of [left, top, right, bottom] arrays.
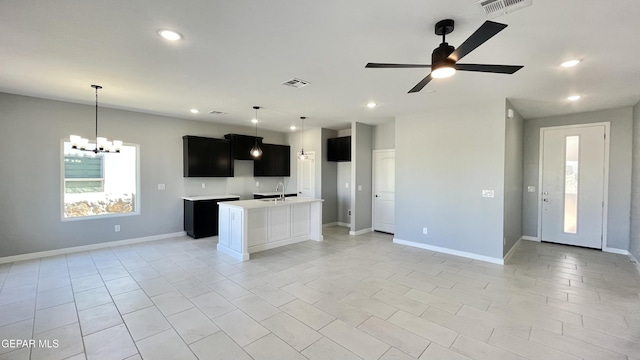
[[357, 185, 362, 191], [158, 184, 165, 190], [482, 190, 495, 198], [527, 186, 536, 193]]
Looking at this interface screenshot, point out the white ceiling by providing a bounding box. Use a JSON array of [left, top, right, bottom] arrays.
[[1, 0, 639, 132]]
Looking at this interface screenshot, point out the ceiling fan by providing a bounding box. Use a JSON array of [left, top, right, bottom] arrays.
[[366, 19, 524, 93]]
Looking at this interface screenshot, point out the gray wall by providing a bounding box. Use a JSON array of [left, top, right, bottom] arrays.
[[321, 128, 338, 224], [503, 100, 524, 256], [522, 107, 633, 250], [351, 122, 373, 232], [395, 100, 506, 260], [373, 120, 395, 150], [0, 92, 288, 257], [631, 101, 640, 260], [336, 129, 352, 225]]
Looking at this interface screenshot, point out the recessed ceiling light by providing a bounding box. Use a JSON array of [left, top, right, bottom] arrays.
[[190, 109, 199, 114], [251, 118, 258, 124], [567, 95, 581, 101], [561, 59, 581, 68], [367, 102, 377, 108], [290, 125, 296, 131], [158, 29, 182, 41]]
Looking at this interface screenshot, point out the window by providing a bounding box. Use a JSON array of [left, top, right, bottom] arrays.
[[62, 141, 139, 219], [563, 135, 579, 234]]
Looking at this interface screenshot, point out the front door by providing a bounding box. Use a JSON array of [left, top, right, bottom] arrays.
[[540, 124, 607, 248], [373, 150, 395, 234]]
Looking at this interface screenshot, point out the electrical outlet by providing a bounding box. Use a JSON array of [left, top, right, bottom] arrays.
[[357, 185, 362, 191], [115, 225, 120, 232], [201, 183, 206, 189], [256, 181, 259, 187], [345, 183, 349, 188], [158, 184, 165, 190], [503, 237, 506, 245], [423, 227, 428, 235], [482, 190, 495, 198]]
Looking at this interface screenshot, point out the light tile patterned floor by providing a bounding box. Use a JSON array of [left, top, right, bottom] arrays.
[[1, 226, 639, 360]]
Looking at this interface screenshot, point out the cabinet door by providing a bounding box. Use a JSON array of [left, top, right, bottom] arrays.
[[225, 134, 263, 161], [291, 203, 310, 237], [183, 136, 233, 177], [268, 206, 290, 242], [254, 144, 290, 177], [218, 206, 230, 248], [229, 208, 243, 253], [247, 209, 267, 247], [194, 200, 217, 238]]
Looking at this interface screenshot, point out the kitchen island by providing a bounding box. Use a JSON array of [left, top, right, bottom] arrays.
[[217, 197, 323, 261]]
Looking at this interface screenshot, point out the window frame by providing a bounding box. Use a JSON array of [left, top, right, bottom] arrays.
[[60, 139, 141, 222]]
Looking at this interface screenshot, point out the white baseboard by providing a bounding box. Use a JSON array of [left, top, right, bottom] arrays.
[[503, 237, 522, 264], [349, 228, 372, 236], [521, 236, 540, 242], [337, 222, 350, 228], [602, 247, 630, 255], [392, 238, 504, 265], [0, 232, 187, 264]]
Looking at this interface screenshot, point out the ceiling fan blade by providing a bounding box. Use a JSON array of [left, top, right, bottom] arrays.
[[408, 74, 433, 93], [448, 21, 507, 62], [366, 63, 431, 68], [455, 63, 523, 74]]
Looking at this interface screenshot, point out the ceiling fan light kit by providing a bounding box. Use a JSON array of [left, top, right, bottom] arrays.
[[366, 19, 523, 93]]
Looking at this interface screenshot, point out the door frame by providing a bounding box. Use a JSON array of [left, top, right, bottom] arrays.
[[372, 149, 395, 233], [536, 122, 610, 249]]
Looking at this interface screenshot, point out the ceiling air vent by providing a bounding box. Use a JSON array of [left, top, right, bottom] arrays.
[[208, 110, 227, 116], [281, 78, 310, 88], [476, 0, 532, 18]]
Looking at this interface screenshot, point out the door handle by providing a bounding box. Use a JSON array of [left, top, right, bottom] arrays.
[[543, 192, 549, 195], [375, 195, 379, 197]]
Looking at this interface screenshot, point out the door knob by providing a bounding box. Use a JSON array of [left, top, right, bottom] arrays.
[[375, 195, 379, 197]]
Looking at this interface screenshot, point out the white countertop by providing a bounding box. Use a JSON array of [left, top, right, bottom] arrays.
[[253, 192, 297, 196], [182, 195, 240, 201], [219, 197, 322, 209]]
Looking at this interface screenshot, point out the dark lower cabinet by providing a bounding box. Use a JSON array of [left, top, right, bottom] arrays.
[[253, 194, 297, 199], [184, 198, 238, 238], [254, 143, 291, 177]]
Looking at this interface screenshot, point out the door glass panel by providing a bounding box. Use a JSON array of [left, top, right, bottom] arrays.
[[564, 135, 579, 234]]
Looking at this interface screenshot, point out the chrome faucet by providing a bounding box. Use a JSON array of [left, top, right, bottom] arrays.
[[276, 182, 285, 200]]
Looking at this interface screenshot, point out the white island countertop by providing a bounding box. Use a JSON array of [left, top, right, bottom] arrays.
[[219, 197, 322, 210], [181, 195, 240, 201], [253, 192, 297, 196]]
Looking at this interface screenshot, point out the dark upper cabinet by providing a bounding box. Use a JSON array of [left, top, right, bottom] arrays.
[[328, 136, 351, 162], [254, 143, 291, 177], [183, 136, 234, 177], [224, 134, 263, 160]]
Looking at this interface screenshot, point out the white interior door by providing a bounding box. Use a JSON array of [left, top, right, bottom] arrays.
[[373, 150, 395, 234], [297, 152, 315, 198], [540, 124, 607, 248]]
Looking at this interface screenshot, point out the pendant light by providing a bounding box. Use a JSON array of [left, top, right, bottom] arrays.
[[70, 85, 122, 153], [297, 116, 307, 160], [250, 106, 263, 158]]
